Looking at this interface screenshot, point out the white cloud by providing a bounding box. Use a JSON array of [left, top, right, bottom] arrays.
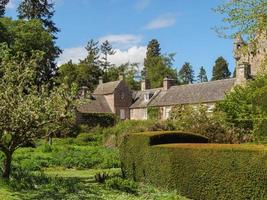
[[58, 46, 147, 68], [109, 46, 147, 67], [135, 0, 150, 11], [98, 34, 143, 50], [6, 0, 16, 9], [145, 13, 177, 30], [57, 46, 87, 66]]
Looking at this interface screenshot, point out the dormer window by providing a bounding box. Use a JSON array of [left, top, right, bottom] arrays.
[[144, 92, 150, 102]]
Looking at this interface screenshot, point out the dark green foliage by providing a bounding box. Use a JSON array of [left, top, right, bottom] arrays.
[[120, 133, 267, 200], [143, 39, 177, 88], [197, 66, 208, 82], [147, 107, 160, 120], [217, 74, 267, 141], [0, 0, 9, 17], [178, 62, 195, 84], [77, 113, 118, 128], [106, 177, 138, 194], [17, 0, 59, 34], [0, 18, 60, 85], [211, 57, 231, 80]]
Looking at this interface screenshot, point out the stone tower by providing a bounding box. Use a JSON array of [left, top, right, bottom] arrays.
[[234, 31, 267, 85]]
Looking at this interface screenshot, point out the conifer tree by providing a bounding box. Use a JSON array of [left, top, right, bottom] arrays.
[[198, 66, 208, 83], [178, 62, 195, 84], [211, 57, 231, 80], [100, 40, 115, 71], [17, 0, 59, 34], [0, 0, 9, 17]]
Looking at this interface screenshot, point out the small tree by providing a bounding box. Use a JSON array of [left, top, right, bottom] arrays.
[[178, 62, 195, 84], [100, 40, 115, 71], [197, 66, 208, 83], [0, 46, 76, 179], [211, 57, 231, 81]]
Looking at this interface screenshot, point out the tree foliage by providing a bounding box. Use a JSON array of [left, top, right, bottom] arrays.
[[143, 39, 176, 88], [17, 0, 59, 34], [178, 62, 195, 84], [197, 66, 208, 83], [214, 0, 267, 39], [0, 17, 61, 86], [217, 74, 267, 141], [211, 57, 231, 81], [100, 40, 115, 71], [0, 0, 9, 17], [0, 45, 76, 179]]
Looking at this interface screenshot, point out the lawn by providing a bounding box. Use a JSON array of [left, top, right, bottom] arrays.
[[0, 135, 189, 200]]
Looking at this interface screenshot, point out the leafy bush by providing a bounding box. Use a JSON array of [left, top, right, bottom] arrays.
[[106, 177, 138, 194], [120, 132, 267, 200], [77, 113, 118, 128], [147, 107, 160, 120], [218, 74, 267, 142], [170, 105, 251, 143]]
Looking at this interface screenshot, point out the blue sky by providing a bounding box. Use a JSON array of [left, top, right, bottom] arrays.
[[5, 0, 234, 79]]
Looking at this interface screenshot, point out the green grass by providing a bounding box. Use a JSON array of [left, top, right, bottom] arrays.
[[0, 136, 188, 200]]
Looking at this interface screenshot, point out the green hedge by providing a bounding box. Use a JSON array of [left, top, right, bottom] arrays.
[[77, 113, 118, 128], [120, 132, 267, 200]]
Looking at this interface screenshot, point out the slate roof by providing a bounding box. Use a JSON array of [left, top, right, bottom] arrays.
[[130, 88, 162, 109], [149, 78, 236, 107], [77, 95, 112, 113], [94, 80, 121, 95]]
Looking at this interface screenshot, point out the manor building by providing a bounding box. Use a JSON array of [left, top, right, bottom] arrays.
[[77, 33, 267, 120]]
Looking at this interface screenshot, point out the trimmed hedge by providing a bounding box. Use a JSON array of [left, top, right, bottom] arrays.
[[77, 113, 118, 128], [120, 132, 267, 200]]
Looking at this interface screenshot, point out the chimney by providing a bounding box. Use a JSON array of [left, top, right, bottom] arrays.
[[80, 86, 89, 98], [99, 76, 103, 84], [235, 62, 249, 85], [141, 79, 150, 91], [163, 76, 172, 90], [119, 72, 124, 81]]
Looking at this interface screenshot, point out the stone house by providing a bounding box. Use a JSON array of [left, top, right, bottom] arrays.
[[77, 74, 132, 120], [78, 34, 266, 121]]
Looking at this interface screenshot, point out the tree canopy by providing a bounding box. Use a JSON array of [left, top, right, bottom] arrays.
[[197, 66, 208, 83], [0, 0, 9, 17], [214, 0, 267, 39], [211, 57, 231, 81], [178, 62, 195, 84]]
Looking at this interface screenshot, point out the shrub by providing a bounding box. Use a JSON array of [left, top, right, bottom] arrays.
[[106, 177, 138, 194], [77, 113, 118, 128], [120, 132, 267, 200]]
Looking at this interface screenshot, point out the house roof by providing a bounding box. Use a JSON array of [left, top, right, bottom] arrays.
[[130, 88, 162, 109], [93, 80, 121, 95], [149, 78, 236, 107], [77, 95, 112, 114]]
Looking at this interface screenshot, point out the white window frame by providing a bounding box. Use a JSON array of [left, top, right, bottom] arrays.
[[120, 109, 126, 120]]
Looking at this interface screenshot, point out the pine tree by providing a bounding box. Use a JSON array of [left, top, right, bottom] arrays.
[[17, 0, 59, 34], [211, 57, 231, 80], [198, 66, 208, 83], [179, 62, 195, 84], [100, 40, 115, 71], [0, 0, 9, 17]]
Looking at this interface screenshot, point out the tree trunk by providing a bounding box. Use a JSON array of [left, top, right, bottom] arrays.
[[2, 151, 12, 179]]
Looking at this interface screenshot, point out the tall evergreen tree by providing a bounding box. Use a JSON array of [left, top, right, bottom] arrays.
[[197, 66, 208, 83], [100, 40, 115, 71], [17, 0, 59, 34], [0, 0, 9, 17], [178, 62, 195, 84], [142, 39, 176, 88], [211, 57, 231, 80]]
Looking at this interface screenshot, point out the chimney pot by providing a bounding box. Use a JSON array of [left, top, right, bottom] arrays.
[[141, 79, 150, 91]]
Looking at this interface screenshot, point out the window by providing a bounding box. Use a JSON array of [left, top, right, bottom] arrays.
[[164, 106, 172, 119], [144, 92, 150, 102], [120, 109, 125, 120]]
